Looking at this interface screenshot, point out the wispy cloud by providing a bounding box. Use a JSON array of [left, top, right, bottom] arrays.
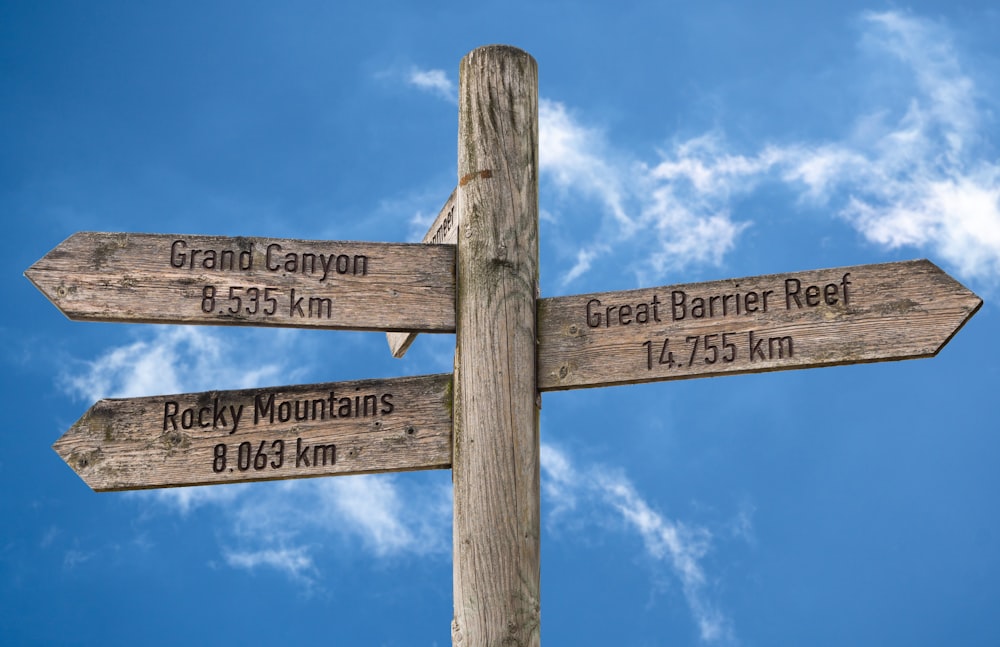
[[828, 11, 1000, 281], [597, 473, 730, 643], [407, 11, 1000, 288], [63, 548, 94, 569], [136, 473, 453, 590], [61, 324, 452, 589], [126, 443, 452, 586], [539, 99, 632, 232], [317, 475, 451, 556], [61, 326, 295, 401], [42, 475, 453, 596], [541, 444, 736, 644], [542, 8, 1000, 287], [224, 546, 316, 584], [139, 482, 251, 516], [408, 67, 457, 104]]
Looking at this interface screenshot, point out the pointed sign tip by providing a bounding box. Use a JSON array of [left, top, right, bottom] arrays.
[[24, 253, 72, 318], [49, 404, 112, 492], [932, 291, 983, 357], [23, 264, 43, 292], [51, 439, 103, 493], [388, 332, 415, 358]]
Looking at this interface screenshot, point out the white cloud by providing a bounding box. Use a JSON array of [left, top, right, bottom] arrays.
[[829, 11, 1000, 281], [596, 472, 731, 643], [317, 475, 452, 557], [61, 326, 293, 402], [406, 11, 1000, 288], [539, 442, 578, 516], [541, 444, 735, 644], [323, 477, 414, 553], [130, 438, 732, 640], [405, 69, 752, 284], [224, 546, 316, 583], [546, 103, 797, 284], [729, 500, 756, 546], [131, 473, 452, 590], [138, 482, 251, 516], [62, 323, 452, 588], [540, 99, 632, 232], [539, 102, 752, 286], [861, 10, 978, 158], [408, 67, 457, 104], [561, 244, 610, 286], [63, 548, 94, 569]]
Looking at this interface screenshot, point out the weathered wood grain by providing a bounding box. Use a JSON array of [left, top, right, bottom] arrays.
[[452, 46, 541, 647], [53, 373, 453, 491], [538, 259, 982, 391], [386, 190, 458, 357], [26, 232, 455, 332]]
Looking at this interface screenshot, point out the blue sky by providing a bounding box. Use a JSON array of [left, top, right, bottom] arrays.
[[3, 2, 999, 645]]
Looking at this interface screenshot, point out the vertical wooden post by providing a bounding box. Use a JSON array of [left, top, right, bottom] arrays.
[[452, 46, 540, 646]]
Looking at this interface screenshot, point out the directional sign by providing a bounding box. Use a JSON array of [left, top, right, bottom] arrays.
[[26, 232, 455, 332], [537, 259, 982, 391], [53, 373, 453, 491], [387, 190, 457, 357]]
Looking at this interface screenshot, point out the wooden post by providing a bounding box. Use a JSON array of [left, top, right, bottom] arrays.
[[452, 46, 540, 646]]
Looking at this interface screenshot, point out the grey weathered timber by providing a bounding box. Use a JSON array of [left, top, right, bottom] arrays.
[[26, 232, 455, 332], [53, 373, 453, 492], [452, 46, 541, 647], [538, 259, 982, 391], [386, 189, 458, 357]]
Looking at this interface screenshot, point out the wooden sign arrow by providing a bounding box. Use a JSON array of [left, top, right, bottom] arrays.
[[26, 232, 455, 332], [53, 373, 453, 491], [538, 259, 982, 391], [387, 190, 457, 357]]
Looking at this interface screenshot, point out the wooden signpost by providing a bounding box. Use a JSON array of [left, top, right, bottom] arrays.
[[387, 190, 457, 356], [538, 259, 981, 391], [54, 374, 453, 491], [27, 46, 982, 647], [26, 232, 455, 332], [452, 47, 540, 646]]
